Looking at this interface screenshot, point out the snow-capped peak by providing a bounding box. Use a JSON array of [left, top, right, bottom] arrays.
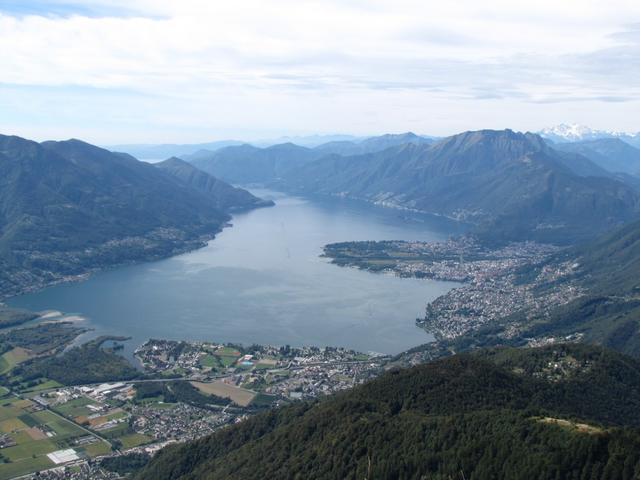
[[539, 124, 639, 143]]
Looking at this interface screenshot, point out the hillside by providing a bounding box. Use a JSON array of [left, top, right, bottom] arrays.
[[136, 344, 640, 480], [283, 130, 640, 244], [155, 157, 274, 212], [553, 138, 640, 176], [431, 218, 640, 359], [0, 135, 265, 298], [524, 218, 640, 356]]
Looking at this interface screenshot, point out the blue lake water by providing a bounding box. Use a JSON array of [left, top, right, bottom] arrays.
[[8, 189, 464, 357]]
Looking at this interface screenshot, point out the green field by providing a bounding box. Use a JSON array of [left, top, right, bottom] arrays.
[[199, 354, 221, 368], [216, 346, 241, 356], [119, 433, 153, 449], [0, 455, 54, 480], [53, 396, 100, 419], [0, 348, 33, 375], [100, 422, 129, 439], [79, 440, 111, 457], [0, 398, 107, 479], [21, 379, 64, 394]]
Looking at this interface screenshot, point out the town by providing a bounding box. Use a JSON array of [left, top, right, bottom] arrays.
[[324, 238, 584, 342], [0, 339, 387, 479]]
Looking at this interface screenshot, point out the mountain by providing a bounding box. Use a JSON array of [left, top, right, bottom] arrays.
[[540, 123, 640, 148], [0, 135, 265, 298], [314, 132, 434, 156], [106, 140, 244, 161], [154, 157, 274, 212], [252, 133, 363, 148], [187, 143, 321, 184], [184, 133, 435, 184], [553, 138, 640, 176], [136, 344, 640, 480], [282, 129, 640, 244], [108, 134, 366, 159]]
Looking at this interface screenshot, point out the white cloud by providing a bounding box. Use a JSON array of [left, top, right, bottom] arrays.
[[0, 0, 638, 143]]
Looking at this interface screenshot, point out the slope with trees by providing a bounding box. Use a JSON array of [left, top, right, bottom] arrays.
[[135, 344, 640, 480]]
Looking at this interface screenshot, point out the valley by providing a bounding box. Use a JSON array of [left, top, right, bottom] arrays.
[[4, 2, 640, 478], [2, 130, 640, 479]]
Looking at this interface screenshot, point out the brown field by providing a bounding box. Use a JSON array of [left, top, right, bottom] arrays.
[[190, 381, 256, 406], [25, 427, 47, 440], [88, 416, 108, 427], [257, 358, 278, 366]]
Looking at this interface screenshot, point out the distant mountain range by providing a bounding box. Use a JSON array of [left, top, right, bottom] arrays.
[[136, 343, 640, 480], [108, 133, 433, 161], [552, 138, 640, 176], [190, 129, 640, 244], [107, 140, 246, 161], [0, 135, 270, 298], [109, 125, 640, 160], [186, 132, 433, 184], [540, 123, 640, 148]]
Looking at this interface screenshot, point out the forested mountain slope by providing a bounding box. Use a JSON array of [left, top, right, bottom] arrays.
[[0, 135, 267, 297], [136, 344, 640, 480], [155, 157, 273, 212]]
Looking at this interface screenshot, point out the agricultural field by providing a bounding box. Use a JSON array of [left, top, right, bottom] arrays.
[[190, 381, 256, 406], [198, 354, 222, 369], [0, 397, 108, 479], [119, 433, 153, 449], [52, 395, 150, 451], [215, 348, 241, 367], [53, 397, 100, 421], [254, 358, 279, 370], [0, 347, 34, 375]]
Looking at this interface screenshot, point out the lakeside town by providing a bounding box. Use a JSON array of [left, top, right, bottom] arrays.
[[0, 337, 387, 479], [324, 238, 585, 342]]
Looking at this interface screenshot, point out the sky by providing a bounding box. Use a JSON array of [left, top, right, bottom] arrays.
[[0, 0, 639, 144]]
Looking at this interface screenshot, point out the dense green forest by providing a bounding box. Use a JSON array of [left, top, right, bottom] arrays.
[[0, 322, 85, 356], [13, 336, 141, 385], [0, 306, 38, 328], [135, 344, 640, 480]]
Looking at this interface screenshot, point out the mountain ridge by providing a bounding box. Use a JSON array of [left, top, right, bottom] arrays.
[[281, 129, 640, 244], [154, 157, 274, 212]]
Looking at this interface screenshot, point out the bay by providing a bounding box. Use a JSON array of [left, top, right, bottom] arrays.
[[8, 189, 464, 358]]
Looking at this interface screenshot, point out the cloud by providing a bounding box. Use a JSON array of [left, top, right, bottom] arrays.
[[0, 1, 639, 142]]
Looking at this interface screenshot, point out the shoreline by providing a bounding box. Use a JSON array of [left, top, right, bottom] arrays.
[[0, 228, 226, 303]]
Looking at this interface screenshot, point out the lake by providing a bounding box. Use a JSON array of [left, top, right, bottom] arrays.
[[7, 189, 464, 358]]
